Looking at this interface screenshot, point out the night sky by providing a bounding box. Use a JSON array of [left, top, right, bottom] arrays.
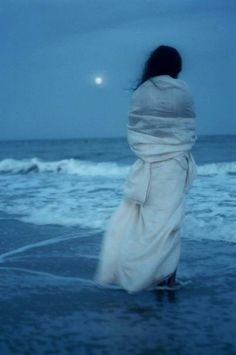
[[1, 0, 235, 139]]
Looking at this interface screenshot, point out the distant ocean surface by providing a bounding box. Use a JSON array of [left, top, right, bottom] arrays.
[[0, 135, 236, 243]]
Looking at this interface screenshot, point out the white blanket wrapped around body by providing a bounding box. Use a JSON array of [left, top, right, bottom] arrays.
[[124, 75, 197, 204], [94, 75, 198, 293]]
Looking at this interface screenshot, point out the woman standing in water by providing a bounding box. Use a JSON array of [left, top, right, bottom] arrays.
[[94, 45, 197, 294]]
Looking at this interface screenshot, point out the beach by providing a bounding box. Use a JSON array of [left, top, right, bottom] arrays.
[[0, 136, 235, 354], [0, 219, 235, 354]]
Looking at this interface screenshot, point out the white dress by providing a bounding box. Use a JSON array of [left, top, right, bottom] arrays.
[[94, 75, 197, 294]]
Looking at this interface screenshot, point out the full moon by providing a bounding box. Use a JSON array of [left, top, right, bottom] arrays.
[[94, 76, 103, 85]]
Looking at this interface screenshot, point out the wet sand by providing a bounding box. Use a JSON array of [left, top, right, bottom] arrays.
[[0, 219, 235, 355]]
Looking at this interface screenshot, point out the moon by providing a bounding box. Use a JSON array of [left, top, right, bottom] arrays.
[[94, 76, 103, 85]]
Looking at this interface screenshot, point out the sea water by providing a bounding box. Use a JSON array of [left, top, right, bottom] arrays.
[[0, 136, 236, 354], [0, 135, 235, 242]]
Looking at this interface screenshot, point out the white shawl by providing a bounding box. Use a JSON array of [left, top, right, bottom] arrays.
[[123, 75, 197, 204]]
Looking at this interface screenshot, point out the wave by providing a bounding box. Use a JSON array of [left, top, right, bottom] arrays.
[[0, 158, 129, 177], [2, 208, 236, 244], [0, 157, 236, 176], [197, 162, 236, 175]]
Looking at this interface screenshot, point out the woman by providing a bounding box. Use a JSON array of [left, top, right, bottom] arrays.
[[94, 45, 197, 294]]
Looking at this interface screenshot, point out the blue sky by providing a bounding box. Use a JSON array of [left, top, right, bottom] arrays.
[[0, 0, 236, 139]]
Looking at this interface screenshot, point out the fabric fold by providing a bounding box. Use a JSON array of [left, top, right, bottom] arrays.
[[94, 75, 197, 293]]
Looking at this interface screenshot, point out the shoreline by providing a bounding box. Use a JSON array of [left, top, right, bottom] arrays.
[[0, 220, 235, 354]]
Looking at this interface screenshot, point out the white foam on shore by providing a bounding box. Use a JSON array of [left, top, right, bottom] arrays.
[[0, 157, 236, 176], [197, 161, 236, 175], [0, 158, 235, 244], [0, 232, 86, 263], [0, 158, 129, 176]]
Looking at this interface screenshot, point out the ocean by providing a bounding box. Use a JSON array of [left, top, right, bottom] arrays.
[[0, 135, 236, 241], [0, 135, 236, 354]]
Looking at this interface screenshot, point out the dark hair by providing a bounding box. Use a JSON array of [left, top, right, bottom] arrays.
[[134, 45, 182, 90]]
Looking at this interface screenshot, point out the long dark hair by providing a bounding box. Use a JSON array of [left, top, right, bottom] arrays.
[[134, 45, 182, 90]]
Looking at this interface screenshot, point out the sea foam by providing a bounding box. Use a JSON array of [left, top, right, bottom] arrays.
[[0, 157, 235, 244], [0, 158, 236, 176], [0, 158, 129, 176]]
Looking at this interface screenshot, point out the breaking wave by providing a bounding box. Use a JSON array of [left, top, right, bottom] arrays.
[[0, 158, 236, 176], [0, 158, 129, 177]]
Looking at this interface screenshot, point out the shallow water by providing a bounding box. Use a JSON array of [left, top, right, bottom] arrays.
[[0, 136, 236, 354], [0, 220, 235, 354]]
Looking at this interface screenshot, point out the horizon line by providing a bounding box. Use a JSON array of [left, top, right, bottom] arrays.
[[0, 133, 236, 143]]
